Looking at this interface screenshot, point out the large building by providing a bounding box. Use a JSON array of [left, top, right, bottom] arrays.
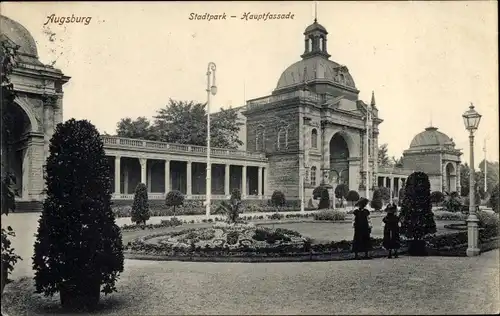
[[1, 15, 461, 209]]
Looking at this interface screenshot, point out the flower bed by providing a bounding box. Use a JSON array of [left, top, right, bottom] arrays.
[[313, 210, 346, 221]]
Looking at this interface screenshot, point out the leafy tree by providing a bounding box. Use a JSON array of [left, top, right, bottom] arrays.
[[392, 156, 404, 168], [318, 187, 330, 209], [1, 37, 22, 294], [33, 119, 124, 310], [165, 190, 185, 215], [430, 191, 445, 206], [271, 190, 286, 212], [116, 117, 158, 140], [370, 189, 383, 211], [150, 99, 244, 149], [488, 183, 499, 213], [378, 143, 390, 166], [334, 184, 348, 207], [216, 189, 242, 223], [478, 159, 500, 196], [400, 172, 436, 255], [131, 183, 150, 225], [346, 190, 360, 208]]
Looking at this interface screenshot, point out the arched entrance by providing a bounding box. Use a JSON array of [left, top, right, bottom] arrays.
[[329, 133, 350, 187], [445, 163, 456, 192], [1, 102, 33, 199]]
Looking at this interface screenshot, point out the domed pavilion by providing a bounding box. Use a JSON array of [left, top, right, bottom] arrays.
[[1, 15, 70, 207]]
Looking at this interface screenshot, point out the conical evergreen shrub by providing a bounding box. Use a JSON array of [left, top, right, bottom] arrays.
[[32, 119, 124, 310], [131, 182, 150, 225], [400, 171, 436, 255]]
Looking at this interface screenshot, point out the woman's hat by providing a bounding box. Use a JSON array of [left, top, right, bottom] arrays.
[[355, 197, 369, 208]]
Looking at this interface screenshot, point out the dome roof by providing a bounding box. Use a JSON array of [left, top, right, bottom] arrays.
[[275, 56, 356, 90], [304, 20, 327, 34], [1, 15, 39, 58], [410, 126, 453, 148]]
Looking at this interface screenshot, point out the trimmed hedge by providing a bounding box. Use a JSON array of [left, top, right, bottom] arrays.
[[113, 199, 315, 218], [313, 210, 346, 221], [433, 210, 468, 221]]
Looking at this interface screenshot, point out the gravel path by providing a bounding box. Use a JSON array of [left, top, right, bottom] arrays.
[[2, 250, 498, 315]]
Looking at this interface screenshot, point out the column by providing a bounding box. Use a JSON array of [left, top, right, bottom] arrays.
[[224, 164, 230, 196], [114, 156, 121, 197], [263, 167, 268, 197], [139, 158, 147, 184], [186, 161, 192, 196], [390, 176, 395, 198], [258, 166, 263, 198], [456, 164, 461, 194], [147, 163, 152, 192], [22, 148, 30, 200], [124, 168, 129, 194], [164, 159, 170, 194], [242, 165, 247, 198]]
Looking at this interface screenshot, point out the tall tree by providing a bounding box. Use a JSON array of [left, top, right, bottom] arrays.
[[152, 99, 243, 149], [378, 143, 390, 166], [478, 159, 500, 196], [1, 37, 22, 294], [116, 117, 158, 140]]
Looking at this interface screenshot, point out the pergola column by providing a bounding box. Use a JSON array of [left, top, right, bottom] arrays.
[[242, 165, 247, 198], [390, 176, 395, 198], [139, 158, 147, 184], [147, 163, 152, 193], [263, 167, 268, 197], [114, 156, 121, 197], [186, 161, 192, 197], [224, 164, 230, 196], [164, 159, 170, 194], [258, 166, 263, 198]]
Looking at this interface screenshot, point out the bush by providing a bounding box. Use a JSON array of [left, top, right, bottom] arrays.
[[313, 210, 346, 221], [400, 172, 436, 240], [477, 211, 499, 230], [33, 119, 124, 309], [370, 188, 383, 211], [398, 187, 405, 206], [442, 191, 463, 213], [318, 187, 330, 209], [488, 184, 499, 213], [431, 191, 445, 206], [271, 190, 286, 211], [131, 183, 150, 225], [216, 189, 242, 223], [165, 190, 185, 215], [346, 190, 360, 207], [378, 187, 391, 203], [334, 184, 348, 207], [269, 213, 284, 220], [433, 210, 468, 221]]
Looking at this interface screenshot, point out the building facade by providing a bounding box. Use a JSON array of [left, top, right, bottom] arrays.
[[1, 15, 461, 209]]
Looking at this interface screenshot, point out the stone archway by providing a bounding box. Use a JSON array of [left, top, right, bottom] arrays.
[[1, 101, 33, 199], [445, 162, 457, 192], [329, 133, 350, 187]]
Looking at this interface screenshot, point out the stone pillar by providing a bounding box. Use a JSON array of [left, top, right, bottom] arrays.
[[22, 148, 30, 200], [242, 165, 247, 198], [186, 161, 192, 197], [258, 166, 263, 198], [54, 95, 64, 126], [390, 176, 395, 198], [224, 164, 230, 196], [147, 162, 152, 193], [114, 156, 121, 197], [43, 104, 53, 162], [26, 137, 45, 200], [139, 158, 147, 184], [456, 164, 461, 194], [164, 159, 170, 194], [124, 167, 129, 194], [263, 167, 268, 197]]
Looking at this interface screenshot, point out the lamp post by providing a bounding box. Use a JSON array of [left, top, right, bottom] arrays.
[[462, 103, 481, 257], [205, 62, 217, 218]]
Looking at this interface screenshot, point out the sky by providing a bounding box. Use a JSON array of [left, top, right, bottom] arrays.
[[1, 1, 498, 167]]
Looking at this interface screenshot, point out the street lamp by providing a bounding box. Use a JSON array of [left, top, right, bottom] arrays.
[[205, 62, 217, 218], [462, 102, 481, 257]]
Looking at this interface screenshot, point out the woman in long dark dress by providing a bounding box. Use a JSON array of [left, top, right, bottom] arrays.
[[383, 201, 401, 258], [352, 197, 372, 259]]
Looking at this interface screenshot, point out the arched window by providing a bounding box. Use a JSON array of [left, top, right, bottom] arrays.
[[308, 38, 313, 52], [311, 166, 317, 186], [319, 37, 324, 51], [277, 127, 288, 150], [311, 128, 318, 149]]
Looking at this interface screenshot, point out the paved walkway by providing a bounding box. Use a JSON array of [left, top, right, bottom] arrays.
[[2, 250, 498, 315]]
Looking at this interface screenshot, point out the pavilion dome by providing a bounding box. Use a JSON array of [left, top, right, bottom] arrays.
[[1, 15, 41, 64], [409, 126, 453, 148], [275, 56, 357, 90]]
